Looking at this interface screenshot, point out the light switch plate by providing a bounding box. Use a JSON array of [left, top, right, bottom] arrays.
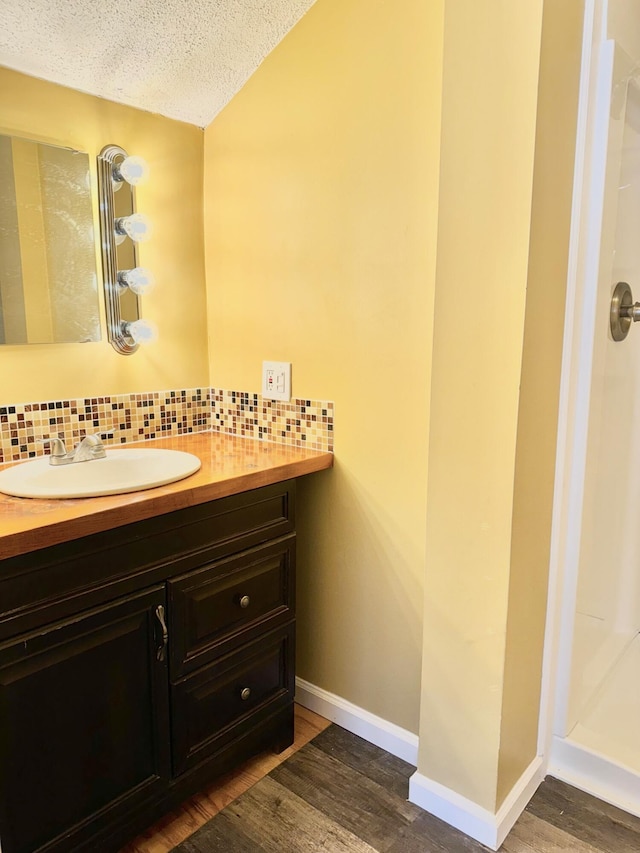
[[262, 361, 291, 401]]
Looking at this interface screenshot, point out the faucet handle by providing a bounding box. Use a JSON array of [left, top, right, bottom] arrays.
[[74, 431, 108, 461], [79, 432, 103, 446], [36, 437, 68, 457]]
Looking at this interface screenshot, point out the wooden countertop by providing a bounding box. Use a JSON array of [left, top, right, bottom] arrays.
[[0, 433, 333, 561]]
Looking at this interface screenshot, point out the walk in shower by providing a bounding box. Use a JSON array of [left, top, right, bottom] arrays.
[[550, 1, 640, 816]]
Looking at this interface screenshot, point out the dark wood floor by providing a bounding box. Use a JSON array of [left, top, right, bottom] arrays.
[[172, 724, 640, 853]]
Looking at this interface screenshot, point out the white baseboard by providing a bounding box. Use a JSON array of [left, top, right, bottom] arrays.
[[549, 735, 640, 818], [294, 677, 419, 765], [408, 756, 545, 851]]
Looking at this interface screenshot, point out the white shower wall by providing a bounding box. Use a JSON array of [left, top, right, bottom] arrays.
[[566, 57, 640, 734]]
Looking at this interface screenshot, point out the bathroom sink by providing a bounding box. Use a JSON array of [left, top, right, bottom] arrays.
[[0, 448, 201, 499]]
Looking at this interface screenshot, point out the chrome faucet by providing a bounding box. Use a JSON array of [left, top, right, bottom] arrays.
[[43, 433, 108, 466]]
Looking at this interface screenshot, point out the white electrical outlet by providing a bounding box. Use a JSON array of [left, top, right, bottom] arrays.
[[262, 361, 291, 401]]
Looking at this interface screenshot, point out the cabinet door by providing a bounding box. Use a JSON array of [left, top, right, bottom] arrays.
[[0, 587, 170, 853], [169, 536, 295, 677]]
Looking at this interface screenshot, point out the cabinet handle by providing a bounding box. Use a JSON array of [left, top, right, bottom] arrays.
[[239, 595, 250, 609], [240, 687, 251, 701], [155, 604, 168, 661]]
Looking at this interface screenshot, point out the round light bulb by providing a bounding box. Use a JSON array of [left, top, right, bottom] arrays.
[[113, 155, 149, 186], [122, 318, 158, 344], [114, 213, 152, 242], [117, 267, 156, 296]]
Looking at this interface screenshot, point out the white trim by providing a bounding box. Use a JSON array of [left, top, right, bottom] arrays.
[[549, 736, 640, 818], [408, 757, 545, 852], [294, 677, 419, 765]]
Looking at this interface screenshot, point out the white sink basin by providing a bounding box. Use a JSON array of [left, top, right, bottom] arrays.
[[0, 448, 201, 499]]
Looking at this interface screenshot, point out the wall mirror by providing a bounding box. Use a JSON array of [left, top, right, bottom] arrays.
[[0, 134, 101, 345]]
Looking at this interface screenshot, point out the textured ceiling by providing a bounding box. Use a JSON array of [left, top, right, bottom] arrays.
[[0, 0, 316, 127]]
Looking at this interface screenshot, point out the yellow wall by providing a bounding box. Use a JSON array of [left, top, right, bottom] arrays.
[[204, 0, 443, 733], [415, 0, 583, 812], [498, 0, 584, 805], [417, 0, 544, 811], [0, 67, 208, 402]]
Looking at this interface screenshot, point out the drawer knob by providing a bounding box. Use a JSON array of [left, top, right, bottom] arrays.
[[239, 595, 250, 609], [241, 687, 251, 701]]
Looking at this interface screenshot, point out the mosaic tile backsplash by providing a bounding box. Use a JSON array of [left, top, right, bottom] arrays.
[[0, 388, 334, 464], [211, 389, 333, 452]]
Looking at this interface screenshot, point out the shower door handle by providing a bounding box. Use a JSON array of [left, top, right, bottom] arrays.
[[611, 281, 640, 341]]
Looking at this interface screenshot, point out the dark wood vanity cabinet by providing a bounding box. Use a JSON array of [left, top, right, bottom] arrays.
[[0, 481, 296, 853], [0, 589, 171, 853]]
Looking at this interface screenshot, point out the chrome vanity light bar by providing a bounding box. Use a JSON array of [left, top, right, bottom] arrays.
[[97, 145, 154, 355]]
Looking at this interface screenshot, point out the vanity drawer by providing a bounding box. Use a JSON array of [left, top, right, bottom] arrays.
[[168, 536, 295, 678], [170, 623, 294, 776]]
